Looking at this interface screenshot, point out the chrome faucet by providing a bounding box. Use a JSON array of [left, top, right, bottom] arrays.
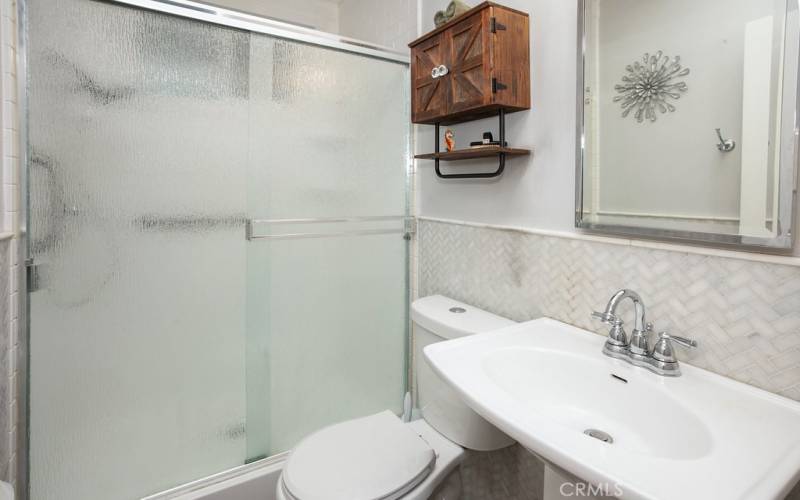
[[592, 289, 697, 376], [592, 289, 651, 359]]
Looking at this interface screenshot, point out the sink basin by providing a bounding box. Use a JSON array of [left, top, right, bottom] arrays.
[[424, 318, 800, 500], [482, 347, 713, 461]]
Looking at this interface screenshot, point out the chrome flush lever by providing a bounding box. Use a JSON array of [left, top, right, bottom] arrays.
[[715, 128, 736, 152]]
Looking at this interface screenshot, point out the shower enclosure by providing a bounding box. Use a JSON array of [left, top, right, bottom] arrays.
[[20, 0, 411, 498]]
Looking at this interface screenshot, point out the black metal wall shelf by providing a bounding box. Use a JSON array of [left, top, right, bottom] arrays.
[[414, 109, 531, 179]]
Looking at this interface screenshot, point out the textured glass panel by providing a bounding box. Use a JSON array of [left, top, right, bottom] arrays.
[[27, 0, 409, 497], [27, 1, 249, 498], [246, 234, 407, 457], [246, 36, 409, 219], [244, 36, 410, 459]]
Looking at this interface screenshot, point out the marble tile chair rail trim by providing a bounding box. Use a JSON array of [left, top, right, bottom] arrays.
[[418, 216, 800, 267]]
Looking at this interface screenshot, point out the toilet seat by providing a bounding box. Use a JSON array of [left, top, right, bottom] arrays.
[[279, 411, 436, 500]]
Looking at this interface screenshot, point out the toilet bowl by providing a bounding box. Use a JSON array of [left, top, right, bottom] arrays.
[[275, 295, 516, 500], [276, 411, 462, 500]]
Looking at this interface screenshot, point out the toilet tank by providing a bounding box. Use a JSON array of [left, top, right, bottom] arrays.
[[412, 295, 516, 451]]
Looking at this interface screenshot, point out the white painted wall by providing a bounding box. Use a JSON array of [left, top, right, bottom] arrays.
[[415, 0, 800, 256], [339, 0, 419, 51], [206, 0, 420, 52], [416, 0, 578, 233], [208, 0, 340, 33]]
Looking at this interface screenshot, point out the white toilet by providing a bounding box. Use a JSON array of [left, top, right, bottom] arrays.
[[275, 295, 516, 500]]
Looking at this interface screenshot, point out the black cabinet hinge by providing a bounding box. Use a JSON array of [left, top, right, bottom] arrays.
[[490, 17, 506, 33], [492, 78, 507, 93]]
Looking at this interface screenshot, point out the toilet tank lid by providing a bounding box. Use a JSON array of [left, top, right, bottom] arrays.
[[411, 295, 515, 340]]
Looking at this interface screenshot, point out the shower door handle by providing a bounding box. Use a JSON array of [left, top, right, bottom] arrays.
[[26, 258, 41, 293]]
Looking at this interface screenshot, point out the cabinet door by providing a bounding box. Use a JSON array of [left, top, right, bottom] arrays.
[[447, 11, 491, 114], [488, 5, 531, 111], [411, 33, 449, 123]]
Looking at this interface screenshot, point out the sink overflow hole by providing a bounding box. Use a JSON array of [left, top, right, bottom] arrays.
[[611, 374, 628, 383], [449, 307, 466, 313], [584, 429, 613, 444]]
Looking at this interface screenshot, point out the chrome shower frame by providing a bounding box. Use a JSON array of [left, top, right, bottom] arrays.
[[115, 0, 410, 64]]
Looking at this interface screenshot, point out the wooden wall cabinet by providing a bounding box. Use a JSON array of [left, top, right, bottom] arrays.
[[409, 1, 530, 125]]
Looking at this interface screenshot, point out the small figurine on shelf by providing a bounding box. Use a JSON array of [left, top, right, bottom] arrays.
[[444, 129, 455, 152]]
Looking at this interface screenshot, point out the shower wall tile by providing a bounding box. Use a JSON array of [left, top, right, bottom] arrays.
[[2, 0, 17, 232], [418, 219, 800, 401], [0, 238, 10, 483], [0, 0, 18, 490]]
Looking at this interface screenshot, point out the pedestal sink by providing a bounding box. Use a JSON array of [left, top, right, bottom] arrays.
[[424, 318, 800, 500]]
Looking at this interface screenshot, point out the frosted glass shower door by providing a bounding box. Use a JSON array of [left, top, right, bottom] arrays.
[[25, 0, 410, 498], [244, 36, 410, 459], [25, 1, 250, 499]]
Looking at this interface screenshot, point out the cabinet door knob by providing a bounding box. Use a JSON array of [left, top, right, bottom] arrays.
[[431, 65, 449, 79]]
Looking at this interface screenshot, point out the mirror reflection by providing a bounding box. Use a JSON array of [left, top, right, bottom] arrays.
[[578, 0, 798, 248]]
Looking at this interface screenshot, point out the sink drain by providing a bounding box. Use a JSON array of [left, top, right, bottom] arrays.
[[584, 429, 613, 443]]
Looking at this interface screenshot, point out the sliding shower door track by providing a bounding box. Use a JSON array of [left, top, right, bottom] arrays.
[[109, 0, 410, 64]]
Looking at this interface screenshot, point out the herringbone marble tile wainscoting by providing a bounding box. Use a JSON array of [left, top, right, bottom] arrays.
[[416, 218, 800, 500]]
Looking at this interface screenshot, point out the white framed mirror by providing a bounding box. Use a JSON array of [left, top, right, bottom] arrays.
[[576, 0, 800, 250]]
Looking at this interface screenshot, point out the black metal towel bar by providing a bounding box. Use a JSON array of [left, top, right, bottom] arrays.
[[434, 109, 507, 179]]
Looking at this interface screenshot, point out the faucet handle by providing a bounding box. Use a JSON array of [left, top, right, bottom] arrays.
[[669, 334, 698, 349], [652, 332, 697, 363], [594, 311, 628, 351], [591, 311, 621, 325]]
